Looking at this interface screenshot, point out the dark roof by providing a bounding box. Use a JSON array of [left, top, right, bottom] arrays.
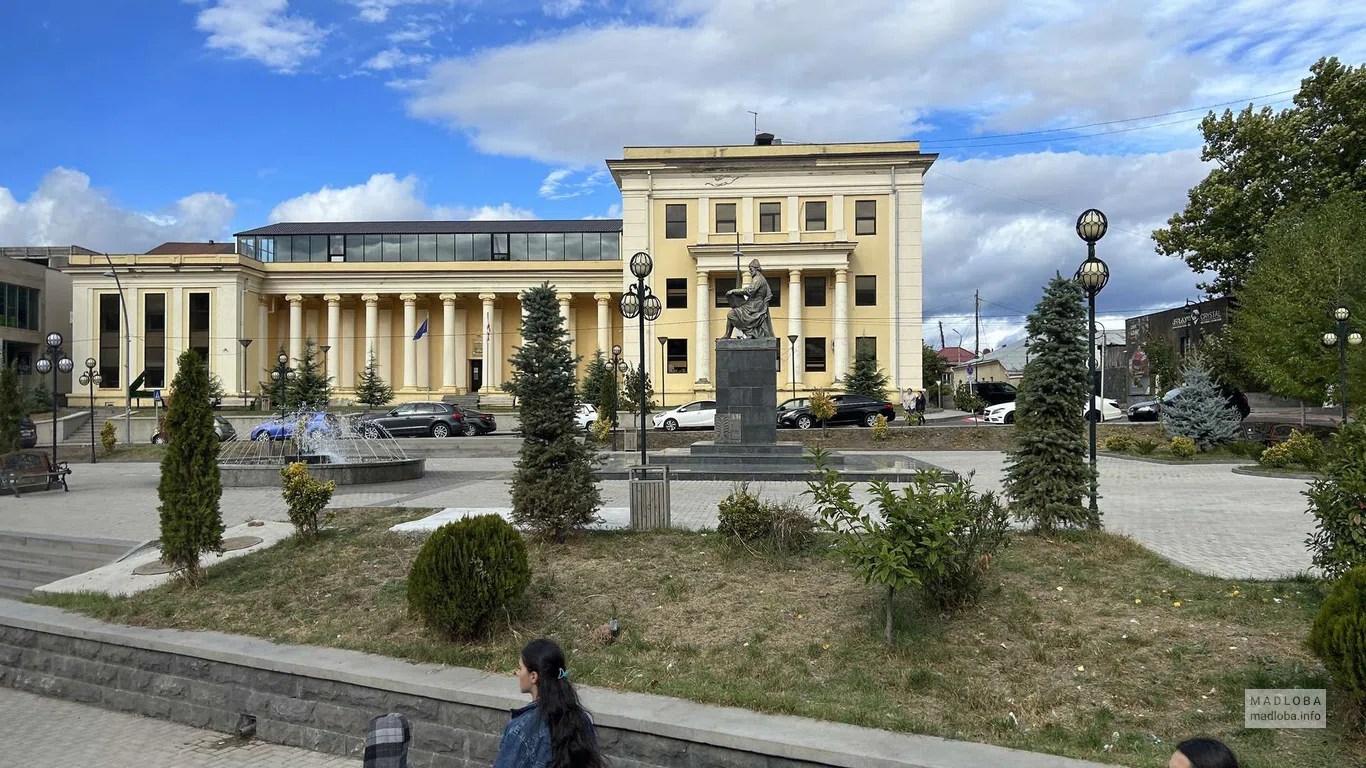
[[235, 220, 624, 237], [937, 346, 975, 364], [145, 241, 236, 255]]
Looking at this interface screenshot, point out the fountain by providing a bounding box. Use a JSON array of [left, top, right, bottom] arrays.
[[217, 411, 425, 487]]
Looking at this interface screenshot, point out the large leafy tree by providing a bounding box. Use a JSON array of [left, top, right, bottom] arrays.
[[1003, 275, 1094, 531], [509, 284, 602, 541], [0, 362, 22, 452], [1228, 192, 1366, 403], [844, 350, 890, 400], [922, 344, 948, 390], [158, 349, 224, 585], [285, 338, 332, 411], [1155, 58, 1366, 295], [619, 362, 655, 428]]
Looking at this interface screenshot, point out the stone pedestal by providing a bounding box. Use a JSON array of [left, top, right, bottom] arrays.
[[713, 338, 780, 446]]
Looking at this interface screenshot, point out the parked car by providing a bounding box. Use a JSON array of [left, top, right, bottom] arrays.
[[983, 396, 1122, 425], [448, 404, 498, 436], [1127, 386, 1250, 422], [18, 416, 37, 449], [152, 414, 238, 444], [249, 412, 341, 441], [777, 394, 896, 430], [576, 403, 598, 431], [973, 381, 1018, 409], [354, 402, 466, 438], [652, 400, 716, 431]]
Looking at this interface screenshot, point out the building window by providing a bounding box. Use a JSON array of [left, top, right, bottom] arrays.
[[382, 234, 401, 262], [855, 275, 877, 306], [144, 293, 166, 388], [527, 233, 546, 261], [437, 234, 455, 261], [856, 336, 877, 361], [418, 234, 437, 262], [400, 234, 419, 261], [855, 200, 877, 235], [715, 276, 737, 308], [328, 235, 345, 258], [715, 203, 737, 234], [759, 202, 781, 232], [804, 275, 827, 307], [493, 234, 510, 261], [0, 283, 38, 330], [582, 233, 601, 259], [99, 293, 120, 388], [364, 234, 382, 262], [765, 275, 781, 307], [563, 233, 582, 261], [805, 337, 827, 372], [601, 231, 621, 259], [665, 204, 687, 239], [258, 237, 275, 263], [666, 278, 688, 309], [666, 338, 688, 374], [346, 235, 364, 262], [805, 201, 827, 231], [188, 292, 211, 363]]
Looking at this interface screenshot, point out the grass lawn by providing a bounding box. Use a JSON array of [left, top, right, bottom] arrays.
[[36, 508, 1360, 768]]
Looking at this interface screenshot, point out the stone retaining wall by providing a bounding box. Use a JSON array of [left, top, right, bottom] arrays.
[[0, 600, 1106, 768]]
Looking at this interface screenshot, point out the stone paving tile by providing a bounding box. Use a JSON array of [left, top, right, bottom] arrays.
[[0, 688, 356, 767]]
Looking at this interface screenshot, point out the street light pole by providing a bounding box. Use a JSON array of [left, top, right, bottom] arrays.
[[99, 255, 133, 447], [619, 252, 661, 467], [787, 334, 798, 399], [657, 336, 668, 410], [1322, 306, 1361, 423], [34, 332, 74, 466], [611, 345, 622, 452], [79, 358, 100, 463], [1074, 209, 1110, 529], [239, 339, 253, 408]]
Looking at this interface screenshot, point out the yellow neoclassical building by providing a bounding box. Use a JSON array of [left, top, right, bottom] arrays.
[[62, 137, 934, 408]]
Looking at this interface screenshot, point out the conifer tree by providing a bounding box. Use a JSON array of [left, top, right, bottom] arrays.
[[354, 350, 394, 410], [1003, 275, 1095, 531], [1161, 354, 1241, 450], [286, 338, 332, 411], [844, 350, 890, 400], [620, 363, 655, 429], [597, 357, 619, 428], [509, 284, 602, 541], [158, 349, 224, 585], [0, 362, 22, 453], [581, 351, 609, 405]]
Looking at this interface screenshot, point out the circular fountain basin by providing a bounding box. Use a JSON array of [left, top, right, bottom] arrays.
[[219, 457, 426, 487]]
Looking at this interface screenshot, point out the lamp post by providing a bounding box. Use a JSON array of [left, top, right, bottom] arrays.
[[787, 334, 799, 399], [1074, 208, 1110, 526], [99, 261, 133, 447], [238, 339, 253, 408], [1322, 306, 1362, 423], [78, 358, 101, 463], [34, 332, 74, 466], [270, 352, 296, 413], [620, 252, 662, 466], [611, 344, 622, 451], [657, 336, 668, 410]]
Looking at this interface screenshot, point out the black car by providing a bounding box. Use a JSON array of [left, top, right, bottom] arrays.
[[355, 402, 467, 438], [777, 394, 896, 429], [19, 416, 37, 449], [974, 381, 1018, 408], [1127, 386, 1250, 422], [449, 405, 497, 435]]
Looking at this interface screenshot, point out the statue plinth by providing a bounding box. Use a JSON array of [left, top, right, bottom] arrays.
[[713, 338, 780, 447]]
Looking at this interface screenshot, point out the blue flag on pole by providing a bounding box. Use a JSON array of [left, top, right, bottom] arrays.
[[413, 315, 429, 340]]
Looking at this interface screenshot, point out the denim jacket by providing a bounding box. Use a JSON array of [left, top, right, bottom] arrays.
[[491, 702, 597, 768]]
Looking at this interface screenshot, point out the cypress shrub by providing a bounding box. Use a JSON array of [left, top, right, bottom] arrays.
[[157, 349, 224, 585], [406, 515, 531, 638], [1307, 565, 1366, 716]]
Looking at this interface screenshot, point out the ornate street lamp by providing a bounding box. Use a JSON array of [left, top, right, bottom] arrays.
[[657, 336, 668, 410], [1074, 208, 1109, 526], [1322, 305, 1362, 423], [620, 252, 661, 466], [34, 332, 74, 465], [611, 344, 623, 451], [78, 358, 102, 463], [787, 334, 799, 399]]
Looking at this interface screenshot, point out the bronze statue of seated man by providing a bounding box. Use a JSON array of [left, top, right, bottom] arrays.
[[721, 259, 775, 340]]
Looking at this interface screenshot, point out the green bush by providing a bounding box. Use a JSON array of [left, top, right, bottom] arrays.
[[717, 484, 815, 554], [1169, 436, 1198, 459], [953, 381, 984, 413], [1134, 439, 1158, 455], [100, 421, 117, 454], [1307, 422, 1366, 579], [1306, 565, 1366, 716], [1102, 432, 1135, 452], [590, 416, 613, 444], [1286, 430, 1328, 471], [280, 462, 337, 541], [1245, 442, 1266, 463], [406, 515, 531, 638], [1260, 441, 1294, 468], [871, 414, 890, 441]]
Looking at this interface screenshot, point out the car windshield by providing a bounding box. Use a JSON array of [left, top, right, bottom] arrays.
[[1162, 388, 1182, 403]]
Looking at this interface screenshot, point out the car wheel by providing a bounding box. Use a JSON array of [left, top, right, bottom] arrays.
[[583, 420, 594, 432], [362, 425, 381, 439], [152, 434, 167, 445], [863, 412, 879, 427], [254, 431, 271, 442], [1086, 409, 1101, 423], [1004, 412, 1015, 424], [796, 415, 814, 430], [431, 423, 451, 438], [664, 418, 679, 432], [462, 422, 478, 436]]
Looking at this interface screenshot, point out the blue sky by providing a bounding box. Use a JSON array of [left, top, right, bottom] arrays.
[[2, 0, 1364, 346]]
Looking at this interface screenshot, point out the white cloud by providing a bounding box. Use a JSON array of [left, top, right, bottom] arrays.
[[268, 173, 535, 222], [0, 168, 235, 253], [542, 0, 585, 17], [194, 0, 327, 73], [387, 24, 434, 44], [538, 167, 609, 199], [404, 0, 1366, 165], [582, 202, 623, 220], [348, 0, 433, 23], [363, 47, 431, 71]]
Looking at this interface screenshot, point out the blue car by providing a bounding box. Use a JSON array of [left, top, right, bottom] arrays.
[[249, 412, 340, 441]]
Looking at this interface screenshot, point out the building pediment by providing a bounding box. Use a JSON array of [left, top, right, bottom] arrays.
[[687, 241, 853, 273]]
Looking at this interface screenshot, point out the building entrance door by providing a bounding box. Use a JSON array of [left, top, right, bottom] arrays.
[[470, 360, 483, 392]]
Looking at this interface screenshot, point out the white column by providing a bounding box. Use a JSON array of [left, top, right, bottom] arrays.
[[695, 271, 710, 384], [834, 269, 849, 381], [401, 293, 417, 390], [480, 293, 496, 389], [594, 293, 611, 354], [558, 293, 573, 355], [787, 269, 802, 379], [787, 194, 800, 242], [324, 295, 341, 385], [256, 296, 269, 382], [362, 294, 379, 372], [341, 305, 356, 388], [286, 294, 303, 363], [441, 293, 458, 390]]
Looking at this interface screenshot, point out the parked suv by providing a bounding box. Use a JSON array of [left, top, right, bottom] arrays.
[[18, 416, 37, 449], [355, 402, 466, 438], [973, 381, 1018, 408], [777, 394, 896, 429]]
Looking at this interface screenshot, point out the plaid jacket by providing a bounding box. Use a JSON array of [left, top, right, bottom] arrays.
[[364, 712, 412, 768]]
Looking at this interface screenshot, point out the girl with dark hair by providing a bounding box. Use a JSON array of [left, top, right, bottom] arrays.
[[1168, 737, 1239, 768], [493, 638, 607, 768]]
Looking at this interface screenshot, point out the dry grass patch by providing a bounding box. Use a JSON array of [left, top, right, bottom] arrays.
[[37, 507, 1360, 767]]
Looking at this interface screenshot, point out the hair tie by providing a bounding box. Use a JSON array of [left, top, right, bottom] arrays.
[[557, 668, 568, 680]]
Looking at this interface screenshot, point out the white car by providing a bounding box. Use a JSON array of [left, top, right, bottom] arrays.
[[652, 400, 717, 431], [983, 396, 1123, 425], [576, 403, 598, 430]]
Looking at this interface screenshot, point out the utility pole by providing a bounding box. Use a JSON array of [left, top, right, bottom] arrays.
[[938, 320, 945, 349], [973, 289, 981, 397]]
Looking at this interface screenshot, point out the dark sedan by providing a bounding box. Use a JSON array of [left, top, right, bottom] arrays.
[[355, 402, 466, 438], [19, 416, 37, 449], [449, 405, 498, 435], [778, 394, 896, 430], [1127, 386, 1250, 422]]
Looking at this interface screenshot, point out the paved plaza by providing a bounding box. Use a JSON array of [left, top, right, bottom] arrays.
[[0, 451, 1316, 579]]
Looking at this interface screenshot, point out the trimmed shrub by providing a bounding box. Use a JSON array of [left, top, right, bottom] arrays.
[[1102, 432, 1135, 452], [1260, 441, 1294, 468], [1306, 566, 1366, 716], [407, 515, 531, 638], [717, 485, 815, 554], [590, 416, 613, 444], [1169, 436, 1197, 459], [100, 421, 117, 455], [1307, 422, 1366, 579], [1245, 442, 1266, 463], [871, 414, 890, 441], [1287, 430, 1328, 471], [280, 462, 337, 541], [1134, 439, 1158, 455]]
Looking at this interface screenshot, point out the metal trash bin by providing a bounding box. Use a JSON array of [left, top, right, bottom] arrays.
[[628, 465, 671, 530]]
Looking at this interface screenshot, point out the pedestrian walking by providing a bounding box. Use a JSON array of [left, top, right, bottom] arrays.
[[1167, 737, 1239, 768], [493, 638, 606, 768], [363, 712, 412, 768], [900, 388, 916, 425], [914, 389, 927, 426]]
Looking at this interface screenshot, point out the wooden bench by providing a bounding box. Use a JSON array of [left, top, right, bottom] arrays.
[[1, 450, 72, 498]]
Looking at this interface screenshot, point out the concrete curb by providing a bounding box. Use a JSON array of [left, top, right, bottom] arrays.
[[1099, 453, 1245, 466], [0, 599, 1111, 768], [1230, 466, 1322, 481]]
